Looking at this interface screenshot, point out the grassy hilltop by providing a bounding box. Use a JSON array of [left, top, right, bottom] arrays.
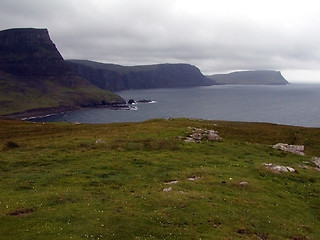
[[0, 118, 320, 239]]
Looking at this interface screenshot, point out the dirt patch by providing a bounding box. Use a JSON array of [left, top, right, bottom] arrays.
[[7, 208, 35, 216]]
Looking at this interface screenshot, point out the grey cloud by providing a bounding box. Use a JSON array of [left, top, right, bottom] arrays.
[[1, 0, 320, 81]]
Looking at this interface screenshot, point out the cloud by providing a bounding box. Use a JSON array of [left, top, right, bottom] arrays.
[[1, 0, 320, 81]]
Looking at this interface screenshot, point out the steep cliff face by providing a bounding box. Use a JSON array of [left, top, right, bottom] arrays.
[[207, 70, 289, 85], [0, 28, 70, 77], [0, 28, 124, 117], [67, 60, 216, 91]]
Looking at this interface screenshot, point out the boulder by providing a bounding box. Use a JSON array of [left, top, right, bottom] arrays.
[[184, 127, 221, 143], [127, 99, 136, 104], [207, 130, 221, 141], [263, 163, 296, 173], [272, 143, 305, 156], [190, 133, 202, 141]]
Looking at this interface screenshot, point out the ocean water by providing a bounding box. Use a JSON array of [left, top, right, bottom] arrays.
[[34, 84, 320, 127]]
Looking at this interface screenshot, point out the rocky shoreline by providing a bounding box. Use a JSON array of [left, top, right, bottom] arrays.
[[1, 99, 156, 121], [1, 102, 128, 121]]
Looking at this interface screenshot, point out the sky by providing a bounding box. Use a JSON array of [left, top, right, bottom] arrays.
[[1, 0, 320, 83]]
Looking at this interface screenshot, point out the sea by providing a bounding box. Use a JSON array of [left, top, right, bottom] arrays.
[[33, 84, 320, 127]]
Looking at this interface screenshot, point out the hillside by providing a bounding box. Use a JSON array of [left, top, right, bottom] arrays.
[[0, 118, 319, 239], [207, 70, 289, 85], [0, 28, 124, 118], [67, 60, 216, 91]]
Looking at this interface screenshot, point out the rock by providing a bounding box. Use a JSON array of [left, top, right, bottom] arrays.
[[127, 99, 136, 104], [263, 163, 296, 173], [95, 139, 105, 144], [164, 180, 179, 185], [312, 157, 320, 168], [136, 99, 154, 103], [192, 128, 204, 133], [272, 143, 305, 156], [190, 133, 202, 141], [184, 137, 196, 143], [163, 187, 172, 192], [187, 176, 200, 181], [239, 181, 249, 186], [207, 130, 221, 141], [184, 127, 221, 143]]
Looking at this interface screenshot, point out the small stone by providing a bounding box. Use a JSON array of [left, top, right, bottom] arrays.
[[312, 157, 320, 168], [163, 187, 172, 192], [164, 180, 179, 185], [184, 137, 196, 143], [187, 176, 200, 181], [95, 139, 105, 144], [239, 181, 249, 186], [286, 166, 296, 172]]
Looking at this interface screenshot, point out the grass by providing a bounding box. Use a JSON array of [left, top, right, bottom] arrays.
[[0, 76, 124, 116], [0, 118, 319, 239]]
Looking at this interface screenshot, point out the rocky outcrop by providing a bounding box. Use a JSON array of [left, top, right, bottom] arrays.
[[67, 60, 216, 91], [207, 70, 289, 85], [0, 28, 124, 117], [272, 143, 305, 156], [184, 127, 221, 143], [263, 163, 296, 173]]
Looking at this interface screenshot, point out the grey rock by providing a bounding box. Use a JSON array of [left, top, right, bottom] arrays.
[[163, 187, 172, 192], [239, 181, 249, 186], [312, 157, 320, 168], [190, 133, 202, 141], [263, 163, 296, 173], [164, 180, 179, 185], [272, 143, 305, 156], [207, 130, 221, 141]]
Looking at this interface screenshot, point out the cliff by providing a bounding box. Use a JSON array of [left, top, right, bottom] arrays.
[[0, 28, 124, 117], [67, 60, 216, 91], [207, 70, 289, 85]]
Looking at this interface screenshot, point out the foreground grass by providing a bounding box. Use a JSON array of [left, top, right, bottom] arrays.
[[0, 118, 319, 239]]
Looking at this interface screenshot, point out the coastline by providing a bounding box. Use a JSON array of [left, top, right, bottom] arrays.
[[0, 102, 129, 121], [1, 106, 80, 121]]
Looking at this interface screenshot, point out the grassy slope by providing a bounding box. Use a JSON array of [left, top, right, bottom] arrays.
[[0, 73, 124, 116], [0, 118, 319, 240]]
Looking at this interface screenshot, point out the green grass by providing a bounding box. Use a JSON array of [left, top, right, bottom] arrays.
[[0, 118, 319, 239], [0, 75, 124, 116]]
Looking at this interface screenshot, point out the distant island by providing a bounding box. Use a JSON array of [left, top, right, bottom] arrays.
[[207, 70, 289, 85], [67, 60, 215, 91]]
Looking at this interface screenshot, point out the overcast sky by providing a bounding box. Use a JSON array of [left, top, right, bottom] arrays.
[[1, 0, 320, 82]]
